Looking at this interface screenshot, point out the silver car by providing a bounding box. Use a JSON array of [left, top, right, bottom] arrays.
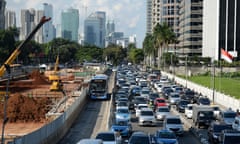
[[168, 92, 181, 105], [138, 108, 156, 126], [163, 115, 184, 136], [155, 106, 171, 121]]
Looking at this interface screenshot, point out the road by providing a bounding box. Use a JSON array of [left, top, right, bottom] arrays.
[[57, 71, 201, 144]]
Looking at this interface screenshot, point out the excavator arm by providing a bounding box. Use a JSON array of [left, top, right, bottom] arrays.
[[0, 16, 51, 77]]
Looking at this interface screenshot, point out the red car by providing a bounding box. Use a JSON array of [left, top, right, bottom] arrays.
[[154, 98, 167, 107]]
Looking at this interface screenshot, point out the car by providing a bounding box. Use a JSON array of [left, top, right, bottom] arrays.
[[218, 109, 237, 125], [116, 101, 128, 109], [154, 129, 178, 144], [138, 108, 156, 126], [95, 131, 121, 144], [181, 89, 195, 102], [184, 104, 193, 119], [154, 98, 168, 108], [127, 131, 151, 144], [77, 139, 103, 144], [197, 96, 211, 105], [208, 121, 232, 144], [115, 107, 131, 123], [218, 129, 240, 144], [135, 104, 148, 117], [111, 120, 132, 137], [168, 92, 181, 105], [140, 88, 150, 99], [155, 106, 171, 121], [211, 105, 221, 118], [163, 115, 184, 136], [162, 88, 174, 99], [148, 92, 159, 103], [133, 96, 147, 108], [176, 100, 190, 113]]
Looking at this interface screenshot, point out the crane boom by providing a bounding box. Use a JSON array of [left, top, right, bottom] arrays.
[[0, 16, 51, 77]]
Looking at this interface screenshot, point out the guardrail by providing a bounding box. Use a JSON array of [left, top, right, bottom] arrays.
[[162, 72, 240, 111]]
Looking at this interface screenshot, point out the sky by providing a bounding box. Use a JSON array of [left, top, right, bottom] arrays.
[[6, 0, 146, 48]]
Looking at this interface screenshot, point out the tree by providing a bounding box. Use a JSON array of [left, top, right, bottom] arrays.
[[128, 48, 144, 64], [143, 34, 155, 66], [103, 44, 126, 65]]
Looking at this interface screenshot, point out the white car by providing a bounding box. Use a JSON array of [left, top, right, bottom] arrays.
[[184, 104, 193, 119], [155, 106, 171, 121], [95, 131, 121, 144], [135, 104, 148, 117]]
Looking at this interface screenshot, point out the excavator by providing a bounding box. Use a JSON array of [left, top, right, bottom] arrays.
[[49, 55, 63, 91]]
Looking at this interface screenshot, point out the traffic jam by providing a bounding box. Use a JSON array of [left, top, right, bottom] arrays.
[[79, 65, 240, 144]]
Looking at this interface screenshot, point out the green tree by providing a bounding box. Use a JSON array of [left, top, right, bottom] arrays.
[[76, 45, 103, 63], [103, 44, 126, 65], [143, 34, 155, 67], [128, 48, 144, 64]]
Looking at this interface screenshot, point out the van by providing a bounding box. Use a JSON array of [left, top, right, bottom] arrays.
[[77, 139, 103, 144]]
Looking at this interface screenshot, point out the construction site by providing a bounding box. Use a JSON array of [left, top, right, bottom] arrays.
[[0, 16, 98, 143]]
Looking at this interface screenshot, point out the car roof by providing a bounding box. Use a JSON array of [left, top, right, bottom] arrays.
[[131, 131, 148, 136], [165, 115, 180, 119], [141, 108, 153, 111]]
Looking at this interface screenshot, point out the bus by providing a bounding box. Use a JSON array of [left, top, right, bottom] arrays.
[[88, 74, 111, 100]]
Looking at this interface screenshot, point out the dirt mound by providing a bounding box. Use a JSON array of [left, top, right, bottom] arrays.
[[0, 93, 52, 123], [28, 70, 50, 85]]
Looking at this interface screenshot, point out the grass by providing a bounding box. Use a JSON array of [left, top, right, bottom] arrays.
[[186, 76, 240, 99]]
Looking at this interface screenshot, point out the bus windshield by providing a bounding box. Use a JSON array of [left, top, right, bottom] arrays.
[[90, 79, 107, 92]]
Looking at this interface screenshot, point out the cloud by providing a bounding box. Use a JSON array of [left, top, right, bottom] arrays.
[[128, 15, 140, 28]]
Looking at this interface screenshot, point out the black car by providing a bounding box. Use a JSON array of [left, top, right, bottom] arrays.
[[197, 97, 211, 105], [208, 122, 232, 144], [148, 92, 159, 103], [162, 88, 174, 99], [176, 100, 190, 113], [181, 89, 195, 102]]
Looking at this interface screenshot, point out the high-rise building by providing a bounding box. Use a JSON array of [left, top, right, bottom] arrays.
[[203, 0, 240, 61], [5, 10, 16, 29], [84, 11, 106, 48], [178, 0, 203, 57], [106, 20, 115, 36], [151, 0, 180, 35], [20, 9, 36, 40], [61, 8, 79, 42], [0, 0, 6, 29], [146, 0, 152, 34], [43, 3, 55, 43], [35, 10, 44, 43]]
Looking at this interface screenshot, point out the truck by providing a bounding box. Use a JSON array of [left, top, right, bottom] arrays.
[[192, 104, 214, 128]]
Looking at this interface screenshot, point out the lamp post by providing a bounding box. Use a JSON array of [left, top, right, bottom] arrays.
[[185, 55, 188, 88], [1, 64, 11, 144]]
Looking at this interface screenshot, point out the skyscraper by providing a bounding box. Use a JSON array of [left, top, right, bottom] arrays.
[[5, 10, 16, 29], [61, 8, 79, 42], [35, 10, 44, 43], [146, 0, 152, 34], [203, 0, 240, 61], [0, 0, 6, 29], [106, 20, 115, 36], [20, 9, 35, 40], [43, 3, 55, 43], [84, 11, 106, 48]]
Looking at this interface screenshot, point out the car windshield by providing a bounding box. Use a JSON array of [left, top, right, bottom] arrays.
[[114, 120, 128, 126], [130, 136, 150, 144], [188, 106, 193, 110], [157, 99, 165, 103], [117, 109, 128, 113], [96, 133, 115, 141], [213, 125, 232, 132], [157, 131, 176, 139], [141, 111, 154, 116], [224, 113, 236, 118], [171, 95, 180, 98], [142, 91, 149, 94], [180, 101, 189, 105], [224, 135, 240, 144], [167, 118, 181, 124], [158, 108, 169, 112], [138, 106, 148, 109]]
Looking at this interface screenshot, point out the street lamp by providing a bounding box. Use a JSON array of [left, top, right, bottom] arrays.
[[185, 55, 188, 88]]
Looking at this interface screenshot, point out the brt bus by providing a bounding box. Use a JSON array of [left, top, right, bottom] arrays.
[[88, 74, 111, 100]]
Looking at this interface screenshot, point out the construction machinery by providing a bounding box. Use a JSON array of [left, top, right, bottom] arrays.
[[49, 55, 63, 91], [0, 16, 51, 77]]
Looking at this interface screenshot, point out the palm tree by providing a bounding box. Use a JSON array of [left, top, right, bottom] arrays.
[[153, 22, 176, 69], [143, 34, 155, 66]]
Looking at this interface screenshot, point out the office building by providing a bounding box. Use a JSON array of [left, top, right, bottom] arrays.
[[203, 0, 240, 61], [5, 10, 16, 29], [146, 0, 152, 34], [43, 3, 55, 43], [20, 9, 36, 40], [84, 11, 106, 48], [34, 10, 44, 43], [61, 8, 79, 42], [0, 0, 6, 29], [106, 20, 115, 36], [178, 0, 203, 57]]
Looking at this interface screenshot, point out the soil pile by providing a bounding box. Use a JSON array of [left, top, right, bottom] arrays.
[[28, 70, 50, 85], [0, 93, 51, 123]]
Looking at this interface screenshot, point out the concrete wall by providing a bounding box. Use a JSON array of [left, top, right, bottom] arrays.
[[162, 71, 240, 111], [12, 88, 88, 144]]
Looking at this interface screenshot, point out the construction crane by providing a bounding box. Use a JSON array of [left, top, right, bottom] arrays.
[[0, 16, 51, 77]]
